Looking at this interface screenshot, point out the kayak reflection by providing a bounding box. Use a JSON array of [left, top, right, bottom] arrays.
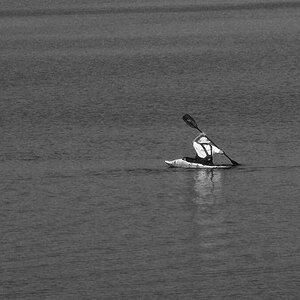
[[192, 170, 227, 227], [192, 170, 230, 261]]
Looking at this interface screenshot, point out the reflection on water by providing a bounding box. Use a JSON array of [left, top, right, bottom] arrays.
[[193, 170, 225, 224], [192, 170, 229, 253]]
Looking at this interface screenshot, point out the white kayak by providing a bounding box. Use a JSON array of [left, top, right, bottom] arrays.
[[165, 159, 232, 169]]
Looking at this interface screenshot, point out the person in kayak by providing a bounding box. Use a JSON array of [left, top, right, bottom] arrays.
[[184, 133, 223, 165]]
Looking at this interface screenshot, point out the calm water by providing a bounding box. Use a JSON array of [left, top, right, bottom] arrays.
[[1, 1, 300, 299]]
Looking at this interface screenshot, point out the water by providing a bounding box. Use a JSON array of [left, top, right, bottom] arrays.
[[1, 1, 300, 299]]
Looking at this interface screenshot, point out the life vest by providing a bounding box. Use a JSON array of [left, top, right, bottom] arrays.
[[193, 134, 223, 158]]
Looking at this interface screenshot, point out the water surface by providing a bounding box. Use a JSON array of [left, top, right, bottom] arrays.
[[0, 1, 300, 299]]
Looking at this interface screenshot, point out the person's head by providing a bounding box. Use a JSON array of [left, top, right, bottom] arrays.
[[200, 136, 210, 143]]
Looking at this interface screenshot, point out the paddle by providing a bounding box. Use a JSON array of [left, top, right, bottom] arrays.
[[182, 114, 240, 166]]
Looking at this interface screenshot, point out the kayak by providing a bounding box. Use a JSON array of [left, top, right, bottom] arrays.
[[165, 159, 232, 169]]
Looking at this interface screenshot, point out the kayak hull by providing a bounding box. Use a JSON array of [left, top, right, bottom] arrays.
[[165, 159, 232, 169]]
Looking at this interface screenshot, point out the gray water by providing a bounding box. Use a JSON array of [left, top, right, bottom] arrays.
[[1, 1, 300, 299]]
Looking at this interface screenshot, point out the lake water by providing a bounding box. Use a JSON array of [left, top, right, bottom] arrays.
[[0, 1, 300, 299]]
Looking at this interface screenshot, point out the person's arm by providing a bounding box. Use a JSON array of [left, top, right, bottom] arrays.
[[210, 143, 224, 154]]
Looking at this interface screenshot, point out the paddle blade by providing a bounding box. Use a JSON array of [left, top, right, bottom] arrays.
[[182, 114, 199, 130], [230, 159, 240, 166]]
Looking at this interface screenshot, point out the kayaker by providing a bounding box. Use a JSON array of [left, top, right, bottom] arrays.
[[184, 133, 223, 165]]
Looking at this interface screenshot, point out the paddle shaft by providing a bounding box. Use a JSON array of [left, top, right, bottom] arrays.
[[182, 114, 239, 165], [195, 126, 239, 166]]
